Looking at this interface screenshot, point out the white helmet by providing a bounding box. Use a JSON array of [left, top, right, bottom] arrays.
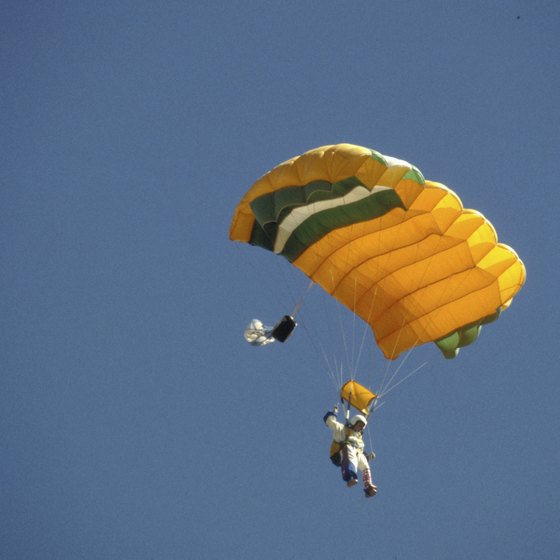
[[350, 414, 368, 429]]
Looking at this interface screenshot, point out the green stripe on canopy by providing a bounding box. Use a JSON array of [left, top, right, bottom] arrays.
[[279, 188, 405, 262], [249, 177, 363, 248]]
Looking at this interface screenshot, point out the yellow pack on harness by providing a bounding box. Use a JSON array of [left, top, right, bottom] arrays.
[[329, 441, 343, 466]]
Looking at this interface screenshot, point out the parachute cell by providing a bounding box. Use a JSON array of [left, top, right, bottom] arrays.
[[230, 144, 526, 359]]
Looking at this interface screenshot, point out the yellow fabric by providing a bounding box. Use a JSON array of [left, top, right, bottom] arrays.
[[296, 179, 525, 358], [229, 144, 398, 242], [230, 144, 526, 359], [329, 440, 341, 458], [340, 380, 377, 414]]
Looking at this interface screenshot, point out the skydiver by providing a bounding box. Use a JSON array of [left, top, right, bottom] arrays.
[[324, 406, 377, 498]]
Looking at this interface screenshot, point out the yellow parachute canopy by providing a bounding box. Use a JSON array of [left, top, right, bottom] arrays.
[[230, 144, 526, 359], [340, 380, 377, 415]]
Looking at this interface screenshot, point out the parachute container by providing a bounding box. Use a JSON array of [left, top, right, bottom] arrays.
[[340, 380, 377, 415]]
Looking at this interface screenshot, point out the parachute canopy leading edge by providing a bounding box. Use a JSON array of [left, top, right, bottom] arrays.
[[230, 144, 526, 359]]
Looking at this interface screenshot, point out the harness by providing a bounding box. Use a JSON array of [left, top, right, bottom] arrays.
[[329, 426, 363, 466]]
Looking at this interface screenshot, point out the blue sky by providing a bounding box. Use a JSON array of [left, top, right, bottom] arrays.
[[2, 1, 559, 558]]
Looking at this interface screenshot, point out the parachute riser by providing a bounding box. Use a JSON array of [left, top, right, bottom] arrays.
[[341, 391, 352, 425]]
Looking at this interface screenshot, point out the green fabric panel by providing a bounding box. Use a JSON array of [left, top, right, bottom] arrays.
[[435, 331, 461, 358], [368, 150, 424, 185], [403, 166, 425, 184], [248, 222, 274, 251], [369, 149, 387, 166], [250, 179, 362, 228], [276, 178, 362, 225], [434, 308, 501, 358], [280, 188, 405, 262], [247, 151, 423, 253], [249, 177, 363, 252], [249, 194, 277, 228], [458, 324, 481, 347]]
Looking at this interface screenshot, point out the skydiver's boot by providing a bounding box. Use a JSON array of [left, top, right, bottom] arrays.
[[346, 477, 358, 488], [362, 467, 377, 498], [343, 468, 358, 488]]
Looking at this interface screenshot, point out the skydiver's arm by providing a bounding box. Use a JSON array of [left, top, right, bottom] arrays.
[[323, 411, 344, 434]]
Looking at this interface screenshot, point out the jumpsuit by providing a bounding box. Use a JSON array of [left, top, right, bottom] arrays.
[[324, 411, 376, 495]]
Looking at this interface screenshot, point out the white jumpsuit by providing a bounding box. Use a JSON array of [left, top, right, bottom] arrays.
[[324, 412, 375, 492]]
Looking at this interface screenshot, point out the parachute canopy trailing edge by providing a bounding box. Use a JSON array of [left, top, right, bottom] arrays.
[[230, 144, 526, 359]]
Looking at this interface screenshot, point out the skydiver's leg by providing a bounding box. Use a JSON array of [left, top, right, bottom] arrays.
[[341, 445, 359, 487], [362, 467, 375, 489], [357, 451, 377, 497]]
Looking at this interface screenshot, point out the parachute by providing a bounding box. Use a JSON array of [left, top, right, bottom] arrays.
[[230, 144, 526, 359]]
